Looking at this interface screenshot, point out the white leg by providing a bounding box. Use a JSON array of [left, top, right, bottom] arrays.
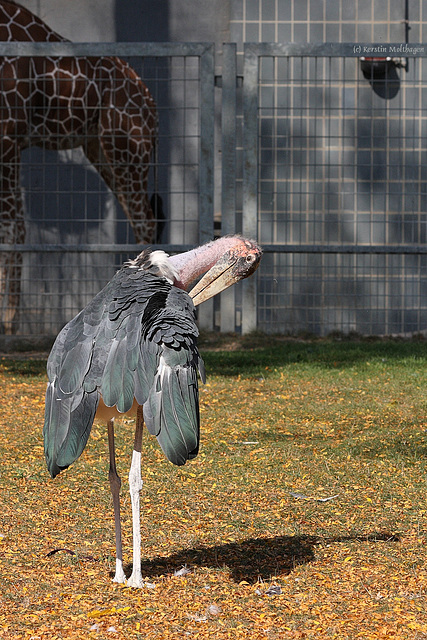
[[126, 409, 144, 588], [126, 449, 143, 587]]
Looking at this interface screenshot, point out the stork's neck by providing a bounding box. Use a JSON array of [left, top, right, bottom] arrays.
[[169, 237, 237, 290]]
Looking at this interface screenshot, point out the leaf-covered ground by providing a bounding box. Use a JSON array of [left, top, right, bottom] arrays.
[[1, 336, 427, 639]]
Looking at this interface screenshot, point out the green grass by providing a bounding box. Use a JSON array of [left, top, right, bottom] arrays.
[[1, 336, 427, 639]]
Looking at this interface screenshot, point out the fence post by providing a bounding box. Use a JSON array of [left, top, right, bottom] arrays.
[[197, 43, 216, 331], [220, 43, 237, 332], [242, 44, 259, 334], [198, 43, 215, 245]]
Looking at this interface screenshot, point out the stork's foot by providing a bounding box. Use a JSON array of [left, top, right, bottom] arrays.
[[126, 568, 144, 588], [112, 559, 127, 584]]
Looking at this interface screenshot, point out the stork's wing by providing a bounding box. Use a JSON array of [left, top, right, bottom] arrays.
[[44, 303, 104, 478], [139, 287, 206, 465], [43, 264, 204, 478], [44, 377, 98, 478]]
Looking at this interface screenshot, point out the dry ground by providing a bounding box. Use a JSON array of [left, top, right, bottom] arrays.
[[1, 335, 427, 639]]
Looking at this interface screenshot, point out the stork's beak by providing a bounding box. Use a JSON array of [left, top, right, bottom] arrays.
[[189, 248, 261, 306]]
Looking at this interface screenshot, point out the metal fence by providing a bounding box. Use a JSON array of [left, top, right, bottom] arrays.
[[242, 43, 427, 336], [0, 41, 215, 343], [1, 41, 427, 343]]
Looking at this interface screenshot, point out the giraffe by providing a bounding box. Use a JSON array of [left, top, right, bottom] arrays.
[[0, 0, 161, 333]]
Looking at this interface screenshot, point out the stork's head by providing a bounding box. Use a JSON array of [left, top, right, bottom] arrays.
[[189, 237, 262, 306]]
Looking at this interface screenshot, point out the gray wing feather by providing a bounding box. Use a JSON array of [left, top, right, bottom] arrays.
[[141, 289, 203, 466], [143, 364, 199, 465], [58, 339, 93, 394], [55, 391, 98, 469], [100, 337, 123, 407], [43, 379, 98, 478]]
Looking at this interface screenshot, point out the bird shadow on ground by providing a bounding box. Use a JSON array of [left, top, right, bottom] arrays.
[[117, 531, 399, 584]]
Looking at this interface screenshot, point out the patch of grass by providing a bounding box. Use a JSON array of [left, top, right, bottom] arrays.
[[200, 333, 427, 377], [0, 356, 47, 377], [1, 336, 427, 639]]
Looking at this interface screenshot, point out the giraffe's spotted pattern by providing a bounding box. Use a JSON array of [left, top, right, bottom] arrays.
[[0, 0, 159, 333]]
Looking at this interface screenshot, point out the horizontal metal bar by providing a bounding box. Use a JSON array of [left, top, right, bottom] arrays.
[[0, 42, 213, 57], [0, 41, 422, 59], [261, 244, 427, 254], [244, 42, 427, 58], [0, 244, 194, 253], [2, 244, 427, 255]]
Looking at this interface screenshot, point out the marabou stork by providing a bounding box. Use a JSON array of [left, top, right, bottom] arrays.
[[43, 235, 262, 587]]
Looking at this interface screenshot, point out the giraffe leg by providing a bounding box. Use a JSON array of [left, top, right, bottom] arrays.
[[85, 131, 155, 244], [90, 72, 158, 245], [126, 405, 144, 588], [107, 418, 126, 584]]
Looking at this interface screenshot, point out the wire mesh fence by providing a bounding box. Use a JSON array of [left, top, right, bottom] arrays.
[[0, 42, 214, 340], [2, 40, 427, 342], [243, 44, 427, 336], [258, 251, 427, 336]]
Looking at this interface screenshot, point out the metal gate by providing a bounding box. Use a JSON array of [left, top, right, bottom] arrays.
[[2, 41, 427, 344], [241, 43, 427, 336], [0, 41, 216, 344]]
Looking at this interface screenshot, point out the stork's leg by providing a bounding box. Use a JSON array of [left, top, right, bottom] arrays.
[[107, 418, 126, 584], [126, 406, 144, 588]]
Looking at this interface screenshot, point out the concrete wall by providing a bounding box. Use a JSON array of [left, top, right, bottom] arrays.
[[19, 0, 115, 40], [19, 0, 230, 48]]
